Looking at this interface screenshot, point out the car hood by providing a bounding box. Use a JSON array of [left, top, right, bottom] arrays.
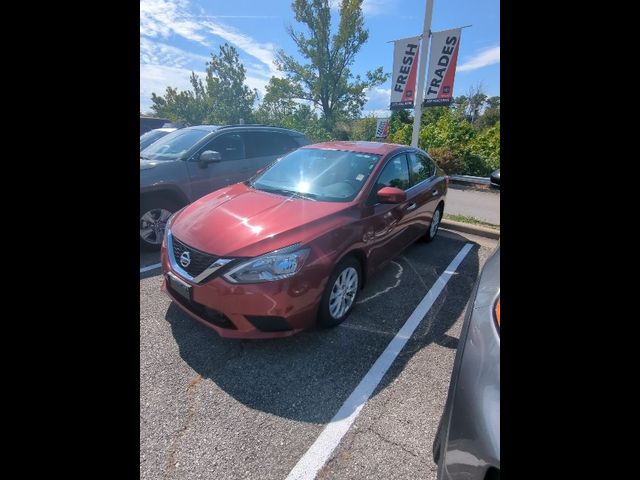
[[140, 159, 159, 170], [170, 183, 355, 257]]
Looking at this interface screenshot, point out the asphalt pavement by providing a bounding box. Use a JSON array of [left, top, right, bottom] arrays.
[[445, 185, 500, 225], [140, 229, 498, 480]]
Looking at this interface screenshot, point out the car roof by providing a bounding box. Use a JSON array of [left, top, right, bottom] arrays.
[[184, 125, 223, 132], [154, 128, 177, 132], [304, 141, 408, 155], [182, 124, 307, 136]]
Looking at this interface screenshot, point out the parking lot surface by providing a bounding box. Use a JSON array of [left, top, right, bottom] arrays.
[[140, 229, 498, 479]]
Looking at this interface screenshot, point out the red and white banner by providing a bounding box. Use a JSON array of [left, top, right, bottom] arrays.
[[423, 28, 462, 107], [389, 36, 420, 110], [375, 118, 390, 138]]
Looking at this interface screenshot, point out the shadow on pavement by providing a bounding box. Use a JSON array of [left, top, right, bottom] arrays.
[[165, 231, 480, 423]]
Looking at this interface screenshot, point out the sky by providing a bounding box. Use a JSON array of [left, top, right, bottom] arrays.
[[140, 0, 500, 117]]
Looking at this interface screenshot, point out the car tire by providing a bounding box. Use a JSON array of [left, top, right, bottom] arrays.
[[424, 204, 443, 243], [433, 415, 444, 464], [140, 197, 178, 251], [317, 256, 361, 328]]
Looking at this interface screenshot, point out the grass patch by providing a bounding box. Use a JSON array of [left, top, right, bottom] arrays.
[[444, 213, 500, 230]]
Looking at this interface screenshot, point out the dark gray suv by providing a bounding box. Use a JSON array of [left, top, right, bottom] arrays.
[[140, 125, 309, 249]]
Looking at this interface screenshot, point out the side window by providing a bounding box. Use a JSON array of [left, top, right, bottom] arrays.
[[369, 154, 411, 204], [244, 132, 299, 158], [408, 152, 435, 185], [273, 133, 299, 155], [204, 133, 245, 161]]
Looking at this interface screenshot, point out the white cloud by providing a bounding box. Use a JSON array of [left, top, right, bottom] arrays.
[[139, 0, 281, 110], [364, 86, 391, 111], [458, 46, 500, 72], [140, 0, 209, 45], [140, 63, 207, 112], [140, 37, 209, 68], [329, 0, 396, 16], [201, 20, 280, 77], [140, 62, 270, 113], [362, 108, 392, 118], [140, 0, 279, 81]]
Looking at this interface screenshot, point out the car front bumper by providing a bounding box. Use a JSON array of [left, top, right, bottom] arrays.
[[160, 245, 327, 339]]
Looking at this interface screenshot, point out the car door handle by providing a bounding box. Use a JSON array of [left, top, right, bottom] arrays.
[[405, 203, 417, 211], [432, 190, 439, 196]]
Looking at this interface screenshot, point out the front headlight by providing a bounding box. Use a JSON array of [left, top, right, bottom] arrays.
[[224, 243, 310, 283]]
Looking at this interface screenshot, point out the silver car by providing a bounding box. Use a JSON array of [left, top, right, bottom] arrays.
[[433, 244, 500, 479]]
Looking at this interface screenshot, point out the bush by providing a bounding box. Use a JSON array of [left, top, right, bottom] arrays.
[[462, 153, 492, 176], [428, 147, 465, 175], [468, 121, 500, 172], [388, 123, 412, 145]]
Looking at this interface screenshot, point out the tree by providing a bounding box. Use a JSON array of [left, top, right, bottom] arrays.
[[150, 43, 257, 125], [255, 77, 302, 126], [475, 96, 500, 129], [276, 0, 388, 133], [350, 115, 378, 141]]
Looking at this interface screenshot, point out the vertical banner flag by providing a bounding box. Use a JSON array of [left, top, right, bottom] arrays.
[[389, 36, 420, 110], [375, 118, 390, 138], [423, 28, 462, 107]]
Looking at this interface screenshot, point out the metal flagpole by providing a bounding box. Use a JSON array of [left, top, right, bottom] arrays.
[[411, 0, 435, 147]]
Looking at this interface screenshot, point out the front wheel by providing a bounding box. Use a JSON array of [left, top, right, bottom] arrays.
[[318, 257, 361, 328], [140, 197, 178, 250]]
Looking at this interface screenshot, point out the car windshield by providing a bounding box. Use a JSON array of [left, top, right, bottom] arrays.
[[139, 130, 170, 151], [249, 148, 381, 202], [141, 128, 211, 161]]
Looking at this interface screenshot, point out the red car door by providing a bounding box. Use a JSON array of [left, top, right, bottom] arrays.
[[404, 151, 445, 239], [362, 153, 417, 272]]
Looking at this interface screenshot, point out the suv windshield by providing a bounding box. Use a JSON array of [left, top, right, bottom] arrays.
[[141, 128, 211, 161], [250, 148, 380, 202], [140, 129, 171, 151]]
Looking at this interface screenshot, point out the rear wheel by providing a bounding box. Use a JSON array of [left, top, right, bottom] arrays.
[[140, 197, 178, 250], [425, 205, 443, 243], [318, 257, 361, 328]]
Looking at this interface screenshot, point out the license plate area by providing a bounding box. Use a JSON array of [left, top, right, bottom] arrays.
[[167, 272, 192, 301]]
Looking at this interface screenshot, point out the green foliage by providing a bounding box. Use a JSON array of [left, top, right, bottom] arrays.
[[388, 123, 412, 145], [428, 147, 465, 174], [350, 115, 378, 141], [255, 77, 301, 126], [418, 110, 475, 156], [468, 121, 500, 172], [276, 0, 389, 133], [151, 43, 257, 125]]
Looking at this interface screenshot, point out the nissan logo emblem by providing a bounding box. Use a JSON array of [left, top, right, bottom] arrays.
[[180, 251, 191, 268]]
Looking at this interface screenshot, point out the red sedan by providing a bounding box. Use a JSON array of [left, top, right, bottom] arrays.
[[161, 141, 448, 339]]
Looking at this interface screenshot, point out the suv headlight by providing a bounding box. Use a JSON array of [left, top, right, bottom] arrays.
[[224, 243, 310, 283]]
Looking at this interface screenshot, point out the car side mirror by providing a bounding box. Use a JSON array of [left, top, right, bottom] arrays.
[[377, 186, 407, 204], [199, 150, 222, 168]]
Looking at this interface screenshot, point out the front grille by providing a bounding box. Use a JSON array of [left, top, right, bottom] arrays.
[[167, 283, 236, 330], [172, 236, 218, 277]]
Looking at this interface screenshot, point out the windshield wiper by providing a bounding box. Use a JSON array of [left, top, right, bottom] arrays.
[[257, 186, 318, 201], [140, 154, 150, 160]]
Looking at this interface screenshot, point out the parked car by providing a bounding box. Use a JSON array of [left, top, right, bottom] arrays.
[[140, 124, 309, 249], [490, 169, 500, 189], [160, 141, 449, 339], [140, 127, 177, 151], [433, 244, 500, 480]]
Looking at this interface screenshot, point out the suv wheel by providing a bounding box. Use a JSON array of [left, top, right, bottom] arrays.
[[140, 197, 178, 250]]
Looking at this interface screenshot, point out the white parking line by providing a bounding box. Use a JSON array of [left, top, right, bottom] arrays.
[[140, 262, 162, 274], [285, 242, 474, 480]]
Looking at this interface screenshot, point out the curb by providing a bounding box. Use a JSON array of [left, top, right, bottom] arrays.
[[440, 219, 500, 240]]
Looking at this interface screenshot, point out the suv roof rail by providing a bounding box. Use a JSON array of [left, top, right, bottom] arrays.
[[217, 123, 270, 129]]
